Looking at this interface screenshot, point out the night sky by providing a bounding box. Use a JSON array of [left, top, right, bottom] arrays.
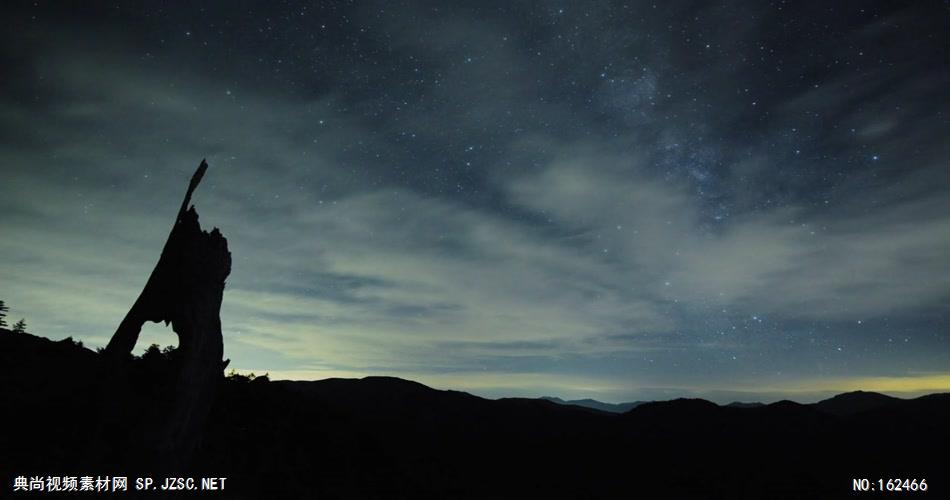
[[1, 1, 948, 403]]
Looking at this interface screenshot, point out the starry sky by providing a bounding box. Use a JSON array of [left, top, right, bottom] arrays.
[[1, 1, 948, 403]]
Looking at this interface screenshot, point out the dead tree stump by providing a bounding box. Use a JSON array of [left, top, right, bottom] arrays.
[[97, 159, 231, 473]]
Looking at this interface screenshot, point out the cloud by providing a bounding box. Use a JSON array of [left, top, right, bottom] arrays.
[[2, 43, 674, 373], [221, 184, 674, 370], [504, 140, 950, 321]]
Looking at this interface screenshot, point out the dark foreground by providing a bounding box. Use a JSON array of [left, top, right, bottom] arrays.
[[1, 330, 947, 499]]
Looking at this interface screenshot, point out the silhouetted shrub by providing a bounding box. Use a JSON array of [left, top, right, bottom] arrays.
[[226, 369, 268, 383], [60, 336, 83, 348]]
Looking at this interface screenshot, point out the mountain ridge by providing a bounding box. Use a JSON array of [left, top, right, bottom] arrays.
[[3, 329, 949, 499]]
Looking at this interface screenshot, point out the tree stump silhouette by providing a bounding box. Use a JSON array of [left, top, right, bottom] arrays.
[[99, 159, 231, 472]]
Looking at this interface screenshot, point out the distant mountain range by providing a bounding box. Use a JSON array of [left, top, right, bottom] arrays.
[[543, 391, 900, 415], [725, 401, 765, 408], [541, 396, 645, 413], [2, 328, 947, 499]]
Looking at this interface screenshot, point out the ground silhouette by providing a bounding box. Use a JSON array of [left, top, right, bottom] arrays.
[[1, 328, 947, 499]]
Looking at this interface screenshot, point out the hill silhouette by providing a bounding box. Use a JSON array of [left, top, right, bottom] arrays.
[[812, 390, 901, 417], [2, 328, 948, 499]]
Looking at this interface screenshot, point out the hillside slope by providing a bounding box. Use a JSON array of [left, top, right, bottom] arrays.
[[1, 330, 947, 499]]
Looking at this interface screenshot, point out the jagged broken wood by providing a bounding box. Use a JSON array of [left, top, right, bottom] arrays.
[[100, 159, 231, 472]]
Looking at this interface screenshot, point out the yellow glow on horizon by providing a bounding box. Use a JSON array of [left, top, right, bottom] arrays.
[[711, 372, 950, 400], [231, 368, 950, 402], [791, 373, 950, 395]]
